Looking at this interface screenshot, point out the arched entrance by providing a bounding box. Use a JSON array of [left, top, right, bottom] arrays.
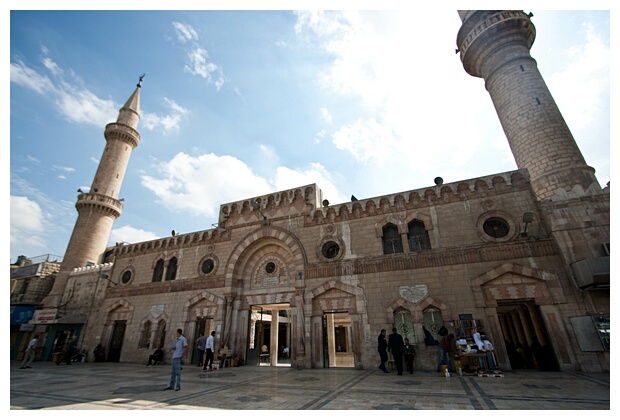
[[307, 280, 367, 369], [472, 263, 574, 371]]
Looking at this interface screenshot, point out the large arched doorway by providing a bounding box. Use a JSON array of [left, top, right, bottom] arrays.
[[496, 300, 559, 371]]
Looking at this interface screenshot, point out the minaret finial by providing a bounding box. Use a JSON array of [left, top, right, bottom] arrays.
[[137, 73, 145, 88]]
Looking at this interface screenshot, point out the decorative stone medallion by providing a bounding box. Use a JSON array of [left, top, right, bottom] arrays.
[[399, 285, 428, 303], [150, 304, 164, 318]]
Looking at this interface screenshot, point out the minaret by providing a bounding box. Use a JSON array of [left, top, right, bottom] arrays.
[[43, 76, 143, 307], [456, 11, 602, 200]]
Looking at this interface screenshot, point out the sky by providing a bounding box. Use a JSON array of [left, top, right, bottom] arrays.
[[6, 2, 613, 265]]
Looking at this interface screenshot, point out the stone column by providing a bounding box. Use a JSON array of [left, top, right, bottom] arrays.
[[517, 305, 534, 347], [270, 310, 279, 366], [527, 303, 548, 345]]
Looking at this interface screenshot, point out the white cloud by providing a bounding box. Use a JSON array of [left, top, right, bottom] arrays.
[[141, 152, 273, 218], [10, 60, 55, 94], [42, 57, 61, 76], [169, 21, 225, 91], [320, 107, 332, 124], [140, 152, 349, 217], [110, 225, 159, 246], [547, 22, 609, 131], [11, 57, 184, 135], [11, 196, 44, 234], [184, 46, 225, 90], [140, 97, 190, 135], [172, 21, 199, 43], [273, 163, 348, 205]]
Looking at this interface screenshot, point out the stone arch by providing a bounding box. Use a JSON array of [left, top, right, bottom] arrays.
[[404, 211, 434, 231], [470, 262, 565, 307], [374, 215, 406, 236], [386, 295, 452, 324], [104, 298, 135, 325], [306, 279, 365, 316], [225, 225, 307, 288], [184, 290, 226, 321]]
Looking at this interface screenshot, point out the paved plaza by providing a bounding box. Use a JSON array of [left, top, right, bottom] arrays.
[[10, 361, 611, 410]]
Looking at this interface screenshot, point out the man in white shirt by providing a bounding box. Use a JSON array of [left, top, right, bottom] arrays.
[[20, 335, 38, 369], [203, 330, 215, 371]]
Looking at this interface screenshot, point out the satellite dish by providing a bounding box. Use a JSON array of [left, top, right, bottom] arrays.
[[171, 230, 176, 237], [322, 199, 330, 207], [434, 177, 444, 186]]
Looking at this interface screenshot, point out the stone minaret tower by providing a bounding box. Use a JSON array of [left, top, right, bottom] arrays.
[[43, 77, 142, 308], [456, 10, 602, 200]]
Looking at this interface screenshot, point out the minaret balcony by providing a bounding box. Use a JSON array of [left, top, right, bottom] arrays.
[[76, 193, 124, 219], [104, 122, 140, 149]]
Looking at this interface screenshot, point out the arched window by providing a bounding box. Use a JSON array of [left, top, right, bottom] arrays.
[[394, 308, 416, 344], [408, 220, 431, 251], [139, 320, 151, 348], [423, 306, 445, 344], [165, 257, 178, 281], [382, 223, 403, 254], [152, 259, 164, 282]]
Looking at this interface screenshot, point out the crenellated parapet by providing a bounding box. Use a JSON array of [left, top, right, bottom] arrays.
[[307, 170, 529, 226], [218, 184, 323, 227], [113, 227, 231, 257], [70, 262, 114, 274]]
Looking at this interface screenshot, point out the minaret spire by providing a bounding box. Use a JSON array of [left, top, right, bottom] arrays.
[[43, 81, 142, 308]]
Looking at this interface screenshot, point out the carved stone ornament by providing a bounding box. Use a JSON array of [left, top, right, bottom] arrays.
[[150, 304, 165, 318], [399, 285, 428, 303]]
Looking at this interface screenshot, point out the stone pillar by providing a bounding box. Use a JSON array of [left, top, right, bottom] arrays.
[[270, 310, 279, 366], [527, 303, 548, 345], [326, 313, 336, 366], [517, 305, 534, 347], [510, 310, 527, 347]]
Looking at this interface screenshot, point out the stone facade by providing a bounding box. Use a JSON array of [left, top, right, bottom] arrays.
[[12, 11, 609, 373]]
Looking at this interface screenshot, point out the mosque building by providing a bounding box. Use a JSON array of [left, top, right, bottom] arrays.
[[11, 10, 609, 372]]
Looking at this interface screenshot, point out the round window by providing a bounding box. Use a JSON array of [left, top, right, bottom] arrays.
[[201, 258, 215, 274], [121, 270, 132, 284], [322, 241, 340, 259], [483, 217, 510, 238], [265, 262, 276, 274]]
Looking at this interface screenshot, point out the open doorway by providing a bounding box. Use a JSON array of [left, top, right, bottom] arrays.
[[322, 311, 354, 368], [497, 300, 559, 371], [247, 303, 291, 367], [192, 317, 214, 366]]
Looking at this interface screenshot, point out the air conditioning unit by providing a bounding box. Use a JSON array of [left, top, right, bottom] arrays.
[[602, 242, 610, 256]]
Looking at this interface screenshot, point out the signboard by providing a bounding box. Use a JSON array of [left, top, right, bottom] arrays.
[[32, 308, 58, 324], [263, 277, 278, 286], [458, 314, 474, 320], [10, 306, 37, 325]]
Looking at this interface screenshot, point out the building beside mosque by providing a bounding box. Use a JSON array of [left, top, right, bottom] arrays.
[[11, 10, 609, 372]]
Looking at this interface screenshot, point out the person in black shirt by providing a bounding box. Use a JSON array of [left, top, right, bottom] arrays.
[[388, 328, 405, 375], [403, 338, 416, 374]]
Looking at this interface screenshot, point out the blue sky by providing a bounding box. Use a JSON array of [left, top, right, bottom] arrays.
[[7, 4, 612, 264]]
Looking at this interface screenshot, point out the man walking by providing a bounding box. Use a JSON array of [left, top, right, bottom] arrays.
[[377, 329, 389, 373], [165, 329, 187, 391], [19, 335, 38, 369], [195, 333, 207, 367], [388, 327, 405, 375], [202, 330, 216, 371]]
